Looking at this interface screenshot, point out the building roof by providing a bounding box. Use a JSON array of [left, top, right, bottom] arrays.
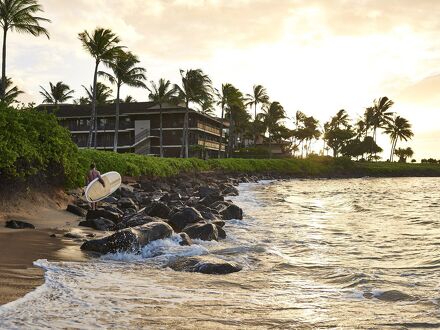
[[37, 102, 229, 126]]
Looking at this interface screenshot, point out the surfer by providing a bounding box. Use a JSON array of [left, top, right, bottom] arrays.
[[86, 163, 106, 210]]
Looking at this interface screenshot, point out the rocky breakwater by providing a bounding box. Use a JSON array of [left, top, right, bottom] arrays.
[[66, 173, 254, 275]]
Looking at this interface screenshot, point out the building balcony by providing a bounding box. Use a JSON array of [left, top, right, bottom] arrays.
[[64, 121, 134, 132], [197, 122, 221, 136], [198, 139, 225, 151]]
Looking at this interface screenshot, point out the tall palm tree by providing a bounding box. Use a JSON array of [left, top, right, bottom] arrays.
[[245, 84, 269, 144], [78, 28, 123, 148], [385, 115, 413, 161], [39, 81, 74, 105], [0, 0, 50, 101], [215, 83, 241, 158], [1, 76, 22, 104], [370, 96, 394, 157], [99, 51, 146, 152], [147, 78, 177, 157], [175, 69, 212, 158], [82, 82, 112, 105], [258, 101, 286, 158], [199, 97, 215, 159]]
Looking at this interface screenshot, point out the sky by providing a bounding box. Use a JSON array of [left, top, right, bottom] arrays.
[[6, 0, 440, 159]]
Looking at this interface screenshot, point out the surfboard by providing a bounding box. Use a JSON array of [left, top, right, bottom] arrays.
[[85, 171, 122, 203]]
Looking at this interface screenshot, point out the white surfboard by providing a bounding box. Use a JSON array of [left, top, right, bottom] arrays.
[[85, 171, 122, 203]]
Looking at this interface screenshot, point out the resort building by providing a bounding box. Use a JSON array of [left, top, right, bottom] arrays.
[[39, 102, 227, 158]]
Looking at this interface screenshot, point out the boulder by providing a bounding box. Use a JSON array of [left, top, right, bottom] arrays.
[[220, 204, 243, 220], [86, 209, 121, 223], [124, 214, 159, 228], [183, 223, 218, 241], [101, 205, 124, 215], [146, 201, 171, 219], [211, 220, 225, 227], [168, 207, 204, 232], [5, 220, 35, 229], [102, 196, 118, 204], [216, 225, 227, 239], [119, 185, 136, 198], [179, 232, 193, 246], [221, 184, 239, 196], [198, 194, 224, 207], [117, 197, 138, 210], [81, 221, 173, 254], [79, 217, 115, 231], [168, 256, 242, 274], [66, 204, 87, 217], [198, 186, 220, 198]]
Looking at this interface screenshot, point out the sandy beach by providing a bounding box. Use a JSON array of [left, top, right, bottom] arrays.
[[0, 188, 88, 305]]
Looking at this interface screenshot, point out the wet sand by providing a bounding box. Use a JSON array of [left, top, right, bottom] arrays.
[[0, 191, 87, 306]]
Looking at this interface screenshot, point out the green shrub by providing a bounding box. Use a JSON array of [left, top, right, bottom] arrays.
[[0, 104, 81, 187]]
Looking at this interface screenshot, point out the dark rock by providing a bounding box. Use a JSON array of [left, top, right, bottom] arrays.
[[146, 201, 171, 219], [183, 223, 218, 241], [81, 222, 173, 254], [102, 205, 123, 215], [198, 186, 220, 198], [75, 200, 91, 211], [50, 233, 57, 238], [216, 226, 227, 239], [117, 197, 138, 210], [198, 194, 224, 207], [200, 211, 220, 221], [179, 232, 193, 246], [221, 184, 239, 196], [220, 204, 243, 220], [123, 208, 137, 216], [124, 214, 158, 228], [66, 204, 87, 217], [168, 256, 242, 274], [5, 220, 35, 229], [86, 209, 121, 223], [64, 232, 85, 239], [211, 220, 225, 227], [79, 217, 115, 231], [168, 207, 204, 232], [119, 185, 135, 198]]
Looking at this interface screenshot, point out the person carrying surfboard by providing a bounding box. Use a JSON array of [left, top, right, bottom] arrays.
[[86, 163, 106, 210]]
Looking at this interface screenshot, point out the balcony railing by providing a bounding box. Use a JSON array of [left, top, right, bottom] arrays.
[[197, 122, 221, 136], [198, 139, 225, 151], [64, 121, 134, 132]]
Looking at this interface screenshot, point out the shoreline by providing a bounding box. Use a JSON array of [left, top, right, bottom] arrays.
[[1, 172, 439, 307]]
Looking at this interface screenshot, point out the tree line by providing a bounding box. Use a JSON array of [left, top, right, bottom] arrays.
[[0, 0, 416, 162]]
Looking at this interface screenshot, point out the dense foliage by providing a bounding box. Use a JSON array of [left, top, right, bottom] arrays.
[[0, 104, 80, 186]]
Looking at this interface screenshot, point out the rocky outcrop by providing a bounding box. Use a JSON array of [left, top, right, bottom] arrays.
[[79, 217, 115, 231], [66, 204, 87, 217], [168, 207, 203, 232], [5, 220, 35, 229], [220, 204, 243, 220], [86, 209, 121, 223], [80, 221, 173, 254], [183, 223, 218, 241], [145, 201, 171, 219], [168, 256, 242, 274]]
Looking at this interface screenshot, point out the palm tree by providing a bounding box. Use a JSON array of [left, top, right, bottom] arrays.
[[82, 82, 112, 105], [394, 147, 414, 163], [385, 115, 413, 161], [245, 85, 269, 144], [175, 69, 212, 158], [370, 96, 394, 157], [199, 97, 215, 159], [99, 51, 146, 152], [78, 28, 123, 148], [0, 0, 50, 101], [39, 81, 74, 105], [123, 95, 135, 103], [215, 83, 241, 158], [1, 76, 22, 104], [258, 101, 286, 158], [147, 78, 177, 157]]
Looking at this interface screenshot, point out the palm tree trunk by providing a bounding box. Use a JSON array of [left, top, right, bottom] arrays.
[[269, 131, 272, 159], [253, 103, 257, 145], [87, 60, 99, 148], [218, 104, 224, 158], [113, 83, 120, 152], [391, 138, 397, 162], [159, 103, 163, 157], [1, 27, 6, 101], [203, 116, 207, 159], [180, 101, 188, 158]]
